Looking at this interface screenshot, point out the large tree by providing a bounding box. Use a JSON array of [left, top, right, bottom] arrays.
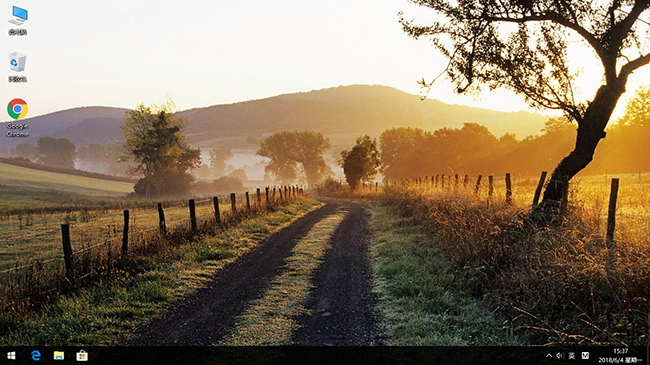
[[257, 131, 332, 184], [121, 101, 201, 198], [400, 0, 650, 205]]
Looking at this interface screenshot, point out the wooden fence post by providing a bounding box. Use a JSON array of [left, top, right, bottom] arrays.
[[122, 209, 129, 256], [257, 188, 262, 207], [606, 178, 620, 273], [532, 171, 548, 208], [488, 175, 494, 199], [61, 224, 73, 284], [455, 174, 459, 190], [213, 196, 221, 224], [560, 175, 569, 215], [158, 203, 167, 236], [265, 187, 270, 205], [505, 173, 512, 205], [189, 199, 197, 231], [464, 175, 469, 189], [273, 187, 276, 201], [230, 193, 237, 214], [279, 187, 284, 200], [245, 192, 251, 211], [475, 175, 482, 195], [441, 174, 445, 189], [375, 182, 378, 192]]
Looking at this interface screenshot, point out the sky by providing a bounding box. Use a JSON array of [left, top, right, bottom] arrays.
[[2, 0, 650, 122]]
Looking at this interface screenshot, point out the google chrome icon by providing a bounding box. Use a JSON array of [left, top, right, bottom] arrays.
[[7, 98, 28, 120]]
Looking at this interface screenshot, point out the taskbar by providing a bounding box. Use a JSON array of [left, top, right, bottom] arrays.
[[0, 346, 647, 365]]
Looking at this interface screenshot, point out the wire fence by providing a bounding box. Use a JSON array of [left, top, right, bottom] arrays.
[[389, 172, 650, 248], [0, 185, 305, 311]]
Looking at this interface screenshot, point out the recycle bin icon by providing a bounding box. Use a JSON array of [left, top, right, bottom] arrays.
[[9, 52, 26, 72]]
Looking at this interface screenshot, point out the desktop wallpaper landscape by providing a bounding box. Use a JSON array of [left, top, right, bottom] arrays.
[[0, 1, 649, 361]]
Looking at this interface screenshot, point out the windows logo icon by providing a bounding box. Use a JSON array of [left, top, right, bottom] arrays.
[[7, 98, 28, 120]]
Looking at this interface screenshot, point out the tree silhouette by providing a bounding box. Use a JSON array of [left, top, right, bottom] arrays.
[[257, 131, 332, 184], [401, 0, 650, 206], [340, 135, 381, 191], [209, 147, 233, 177], [36, 137, 76, 169]]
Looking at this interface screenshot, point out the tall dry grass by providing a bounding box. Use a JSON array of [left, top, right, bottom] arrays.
[[381, 177, 649, 345]]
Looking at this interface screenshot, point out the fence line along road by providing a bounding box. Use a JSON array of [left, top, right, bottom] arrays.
[[0, 186, 306, 310]]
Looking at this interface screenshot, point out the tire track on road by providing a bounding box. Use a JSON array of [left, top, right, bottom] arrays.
[[121, 202, 342, 346]]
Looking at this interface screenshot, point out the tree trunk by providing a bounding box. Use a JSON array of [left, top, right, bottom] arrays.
[[541, 83, 625, 205]]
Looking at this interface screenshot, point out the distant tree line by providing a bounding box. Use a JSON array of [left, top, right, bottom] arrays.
[[380, 117, 650, 181], [380, 84, 650, 180]]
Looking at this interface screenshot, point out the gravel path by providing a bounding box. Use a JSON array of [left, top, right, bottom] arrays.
[[291, 201, 386, 345], [119, 200, 385, 346]]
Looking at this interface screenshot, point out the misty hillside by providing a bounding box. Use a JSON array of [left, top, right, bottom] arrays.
[[180, 85, 548, 144], [0, 106, 128, 148], [1, 85, 548, 148]]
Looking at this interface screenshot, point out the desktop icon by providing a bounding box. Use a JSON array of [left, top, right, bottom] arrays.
[[54, 351, 64, 360], [7, 98, 28, 119], [76, 350, 88, 362], [9, 52, 26, 72], [7, 351, 16, 360], [8, 6, 27, 25], [31, 350, 41, 361]]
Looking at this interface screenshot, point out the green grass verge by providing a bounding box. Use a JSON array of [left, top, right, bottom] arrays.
[[0, 198, 322, 346], [369, 204, 526, 346], [218, 208, 348, 346]]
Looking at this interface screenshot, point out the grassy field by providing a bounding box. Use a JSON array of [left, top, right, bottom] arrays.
[[0, 196, 248, 271], [375, 174, 649, 345], [0, 162, 133, 196], [0, 161, 272, 271], [0, 198, 321, 345], [0, 161, 307, 318], [0, 162, 133, 212]]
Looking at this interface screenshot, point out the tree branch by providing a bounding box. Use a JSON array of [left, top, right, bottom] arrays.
[[609, 0, 650, 53], [481, 13, 607, 65], [619, 52, 650, 80]]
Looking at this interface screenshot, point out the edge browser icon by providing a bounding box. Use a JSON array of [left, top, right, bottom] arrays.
[[31, 350, 41, 361]]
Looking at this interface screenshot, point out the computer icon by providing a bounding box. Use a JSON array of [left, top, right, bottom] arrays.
[[8, 6, 27, 25]]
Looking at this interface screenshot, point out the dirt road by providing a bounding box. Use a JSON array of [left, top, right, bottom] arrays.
[[121, 200, 385, 346]]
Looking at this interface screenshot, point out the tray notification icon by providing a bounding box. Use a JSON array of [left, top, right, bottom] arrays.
[[9, 52, 26, 72]]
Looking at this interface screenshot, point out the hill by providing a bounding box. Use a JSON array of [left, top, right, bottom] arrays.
[[179, 85, 548, 144], [0, 85, 548, 149], [0, 106, 128, 148]]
